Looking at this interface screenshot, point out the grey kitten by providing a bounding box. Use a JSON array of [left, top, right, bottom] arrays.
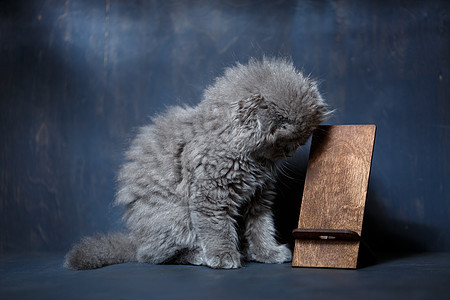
[[64, 57, 329, 270]]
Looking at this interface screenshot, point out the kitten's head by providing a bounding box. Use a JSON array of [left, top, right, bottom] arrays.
[[205, 57, 330, 161]]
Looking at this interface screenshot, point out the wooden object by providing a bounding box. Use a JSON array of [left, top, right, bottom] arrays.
[[292, 125, 376, 269]]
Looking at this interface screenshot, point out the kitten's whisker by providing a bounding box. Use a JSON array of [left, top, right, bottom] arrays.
[[275, 162, 296, 181]]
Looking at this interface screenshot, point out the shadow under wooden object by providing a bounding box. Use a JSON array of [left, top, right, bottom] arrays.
[[292, 125, 376, 269]]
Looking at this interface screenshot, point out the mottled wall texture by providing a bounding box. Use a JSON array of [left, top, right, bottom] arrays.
[[1, 0, 449, 254]]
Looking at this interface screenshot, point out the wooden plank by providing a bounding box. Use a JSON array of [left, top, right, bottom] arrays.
[[292, 125, 376, 269]]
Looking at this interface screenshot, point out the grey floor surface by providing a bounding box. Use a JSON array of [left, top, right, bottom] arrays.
[[1, 252, 449, 300]]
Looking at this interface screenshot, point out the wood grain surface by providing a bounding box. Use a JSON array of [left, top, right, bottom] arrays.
[[292, 125, 376, 268]]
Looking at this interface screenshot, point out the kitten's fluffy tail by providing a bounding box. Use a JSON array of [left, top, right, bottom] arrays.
[[64, 232, 137, 270]]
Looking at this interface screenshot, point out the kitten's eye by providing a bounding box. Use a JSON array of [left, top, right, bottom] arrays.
[[276, 115, 289, 124]]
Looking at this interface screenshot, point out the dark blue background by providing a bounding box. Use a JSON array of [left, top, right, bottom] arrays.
[[1, 0, 449, 254]]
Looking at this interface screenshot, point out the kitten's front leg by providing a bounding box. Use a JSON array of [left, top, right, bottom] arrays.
[[190, 187, 242, 269], [244, 185, 292, 264]]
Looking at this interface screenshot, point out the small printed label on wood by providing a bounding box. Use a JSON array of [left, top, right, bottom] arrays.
[[292, 125, 376, 269]]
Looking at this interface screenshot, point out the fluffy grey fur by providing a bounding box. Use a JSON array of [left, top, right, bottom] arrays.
[[64, 57, 329, 270]]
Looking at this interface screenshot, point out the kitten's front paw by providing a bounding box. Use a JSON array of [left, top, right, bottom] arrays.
[[247, 244, 292, 264], [205, 250, 242, 269]]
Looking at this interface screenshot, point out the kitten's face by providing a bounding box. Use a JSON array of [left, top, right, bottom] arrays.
[[256, 94, 327, 161], [233, 91, 327, 161]]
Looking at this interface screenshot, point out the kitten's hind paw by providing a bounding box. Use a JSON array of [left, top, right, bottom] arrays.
[[247, 244, 292, 264], [272, 244, 293, 263], [205, 250, 242, 269]]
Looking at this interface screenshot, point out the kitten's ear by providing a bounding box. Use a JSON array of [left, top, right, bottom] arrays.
[[233, 94, 273, 134], [233, 93, 267, 122]]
